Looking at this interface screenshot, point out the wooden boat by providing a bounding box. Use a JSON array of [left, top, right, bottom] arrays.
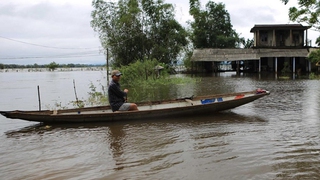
[[0, 89, 269, 123]]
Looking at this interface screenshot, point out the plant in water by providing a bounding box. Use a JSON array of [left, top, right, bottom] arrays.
[[86, 82, 108, 106], [115, 58, 199, 102], [45, 101, 68, 110], [64, 82, 108, 109], [47, 61, 59, 71], [71, 100, 85, 108], [309, 72, 320, 79]]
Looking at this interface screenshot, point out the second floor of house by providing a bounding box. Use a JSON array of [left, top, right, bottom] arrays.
[[250, 24, 311, 48]]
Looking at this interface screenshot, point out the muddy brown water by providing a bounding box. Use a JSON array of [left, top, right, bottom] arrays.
[[1, 70, 319, 179]]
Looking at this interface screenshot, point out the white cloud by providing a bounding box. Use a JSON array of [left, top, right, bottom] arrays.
[[0, 1, 103, 65]]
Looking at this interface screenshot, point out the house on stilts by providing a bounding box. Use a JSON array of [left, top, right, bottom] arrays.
[[191, 24, 317, 73]]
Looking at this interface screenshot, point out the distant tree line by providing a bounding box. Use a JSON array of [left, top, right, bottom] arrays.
[[0, 62, 104, 70]]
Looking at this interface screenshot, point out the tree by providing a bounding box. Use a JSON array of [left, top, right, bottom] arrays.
[[316, 36, 320, 46], [281, 0, 320, 46], [308, 49, 320, 63], [47, 62, 59, 71], [189, 0, 243, 48], [91, 0, 188, 67], [242, 38, 254, 48]]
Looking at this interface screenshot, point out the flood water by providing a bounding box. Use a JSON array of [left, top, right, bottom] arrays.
[[1, 69, 320, 180]]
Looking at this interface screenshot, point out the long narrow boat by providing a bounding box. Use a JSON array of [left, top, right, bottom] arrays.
[[0, 89, 269, 123]]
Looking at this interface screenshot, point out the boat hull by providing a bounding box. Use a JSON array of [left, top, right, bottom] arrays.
[[0, 90, 270, 123]]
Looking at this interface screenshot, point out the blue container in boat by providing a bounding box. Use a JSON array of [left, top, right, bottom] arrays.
[[201, 98, 215, 104]]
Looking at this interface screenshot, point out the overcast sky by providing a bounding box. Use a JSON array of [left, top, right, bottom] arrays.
[[0, 0, 318, 65]]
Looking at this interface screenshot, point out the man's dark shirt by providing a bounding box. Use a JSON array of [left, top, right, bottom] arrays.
[[108, 79, 127, 112]]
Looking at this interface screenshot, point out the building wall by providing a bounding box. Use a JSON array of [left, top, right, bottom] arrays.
[[255, 29, 305, 48]]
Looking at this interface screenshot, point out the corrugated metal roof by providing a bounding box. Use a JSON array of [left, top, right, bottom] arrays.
[[250, 24, 311, 32]]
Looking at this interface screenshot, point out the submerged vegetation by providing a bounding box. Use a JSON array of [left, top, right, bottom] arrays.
[[309, 72, 320, 79], [86, 82, 108, 106], [47, 62, 59, 71], [114, 59, 199, 102]]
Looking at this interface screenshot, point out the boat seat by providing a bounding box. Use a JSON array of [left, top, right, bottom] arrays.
[[53, 110, 58, 115], [185, 99, 193, 105]]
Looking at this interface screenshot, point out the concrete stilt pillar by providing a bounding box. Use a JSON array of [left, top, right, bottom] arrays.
[[275, 57, 278, 73], [259, 59, 261, 73], [308, 61, 311, 72], [293, 57, 296, 73], [236, 61, 239, 74]]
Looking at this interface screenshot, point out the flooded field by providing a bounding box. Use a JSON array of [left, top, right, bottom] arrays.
[[1, 70, 319, 179]]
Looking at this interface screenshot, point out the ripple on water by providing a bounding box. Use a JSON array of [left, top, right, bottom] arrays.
[[2, 73, 320, 179]]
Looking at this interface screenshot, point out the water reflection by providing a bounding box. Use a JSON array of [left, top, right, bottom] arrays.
[[5, 112, 267, 138]]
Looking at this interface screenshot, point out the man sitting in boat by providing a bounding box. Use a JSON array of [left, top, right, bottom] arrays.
[[108, 70, 138, 112]]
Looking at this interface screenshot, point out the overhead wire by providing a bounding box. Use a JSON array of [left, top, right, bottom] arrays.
[[0, 35, 100, 50], [0, 35, 105, 60], [0, 53, 104, 60], [0, 28, 155, 61]]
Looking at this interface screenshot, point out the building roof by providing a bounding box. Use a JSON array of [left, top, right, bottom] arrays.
[[191, 48, 310, 62], [250, 24, 311, 32]]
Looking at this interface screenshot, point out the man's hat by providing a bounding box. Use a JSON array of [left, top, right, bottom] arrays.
[[111, 70, 122, 77]]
